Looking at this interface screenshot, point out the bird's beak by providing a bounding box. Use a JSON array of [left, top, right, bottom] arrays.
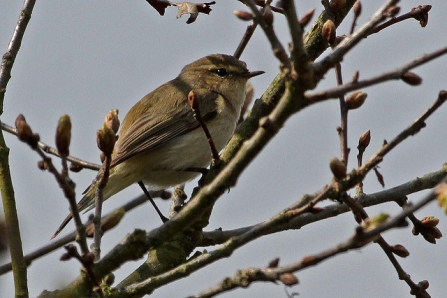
[[242, 70, 265, 78]]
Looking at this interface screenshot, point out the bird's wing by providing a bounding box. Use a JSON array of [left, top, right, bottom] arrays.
[[111, 88, 220, 167]]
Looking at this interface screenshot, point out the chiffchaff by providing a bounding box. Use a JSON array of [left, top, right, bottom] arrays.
[[52, 54, 263, 238]]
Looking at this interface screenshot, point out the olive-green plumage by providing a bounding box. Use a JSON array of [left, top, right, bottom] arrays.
[[52, 54, 263, 238]]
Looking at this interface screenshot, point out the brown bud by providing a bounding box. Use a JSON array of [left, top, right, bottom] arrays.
[[299, 8, 315, 28], [15, 114, 33, 143], [412, 5, 431, 27], [69, 162, 83, 173], [101, 210, 125, 231], [301, 256, 317, 266], [55, 114, 72, 156], [345, 91, 367, 110], [322, 19, 336, 45], [418, 280, 429, 290], [439, 90, 447, 101], [401, 72, 422, 86], [105, 109, 120, 134], [374, 167, 385, 188], [330, 0, 346, 13], [268, 257, 279, 268], [385, 6, 400, 18], [329, 157, 347, 180], [83, 252, 95, 265], [60, 253, 72, 261], [427, 226, 443, 239], [37, 160, 49, 171], [422, 233, 436, 244], [358, 130, 371, 149], [234, 10, 253, 21], [391, 244, 410, 258], [263, 5, 274, 26], [412, 226, 419, 236], [97, 124, 116, 156], [420, 216, 439, 228], [351, 71, 359, 83], [279, 273, 299, 286], [354, 1, 362, 17], [188, 90, 200, 112]]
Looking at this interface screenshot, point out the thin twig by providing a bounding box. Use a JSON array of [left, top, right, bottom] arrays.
[[307, 46, 447, 103], [62, 245, 104, 298], [115, 90, 447, 295], [0, 1, 37, 296], [355, 90, 447, 180], [242, 0, 291, 70], [335, 63, 349, 166], [92, 155, 112, 261], [188, 90, 220, 164], [281, 0, 309, 74], [191, 183, 440, 298], [313, 0, 399, 79], [234, 21, 258, 59], [1, 121, 101, 171], [0, 190, 171, 275], [370, 5, 432, 35]]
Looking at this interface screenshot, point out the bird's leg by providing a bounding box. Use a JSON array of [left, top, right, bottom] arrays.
[[187, 90, 221, 166], [138, 181, 168, 223]]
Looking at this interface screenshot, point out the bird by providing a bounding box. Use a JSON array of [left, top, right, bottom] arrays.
[[52, 54, 263, 238]]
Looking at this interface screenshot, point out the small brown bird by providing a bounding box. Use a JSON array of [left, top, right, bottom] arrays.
[[52, 54, 263, 238]]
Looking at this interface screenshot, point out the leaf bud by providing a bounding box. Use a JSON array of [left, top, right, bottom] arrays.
[[330, 0, 346, 13], [268, 257, 279, 268], [279, 273, 299, 286], [385, 6, 400, 18], [299, 8, 315, 28], [329, 157, 347, 180], [391, 244, 410, 258], [37, 160, 49, 171], [401, 72, 422, 86], [354, 1, 362, 17], [104, 109, 120, 134], [412, 5, 431, 27], [345, 91, 367, 110], [418, 280, 429, 290], [15, 114, 33, 143], [426, 226, 442, 239], [422, 233, 436, 244], [55, 114, 71, 156], [420, 216, 439, 228], [322, 19, 336, 45], [86, 209, 125, 237], [358, 130, 371, 149], [69, 162, 83, 173], [97, 124, 116, 156], [234, 10, 253, 21]]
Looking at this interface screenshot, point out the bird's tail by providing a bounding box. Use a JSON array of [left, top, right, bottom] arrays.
[[51, 182, 98, 239]]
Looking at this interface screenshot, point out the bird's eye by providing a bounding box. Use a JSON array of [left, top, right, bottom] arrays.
[[216, 68, 227, 77]]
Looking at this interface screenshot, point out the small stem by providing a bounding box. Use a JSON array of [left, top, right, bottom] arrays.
[[92, 155, 111, 261], [234, 21, 258, 59], [335, 63, 349, 166]]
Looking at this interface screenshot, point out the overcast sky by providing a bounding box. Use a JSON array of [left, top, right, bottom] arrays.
[[1, 1, 447, 297]]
